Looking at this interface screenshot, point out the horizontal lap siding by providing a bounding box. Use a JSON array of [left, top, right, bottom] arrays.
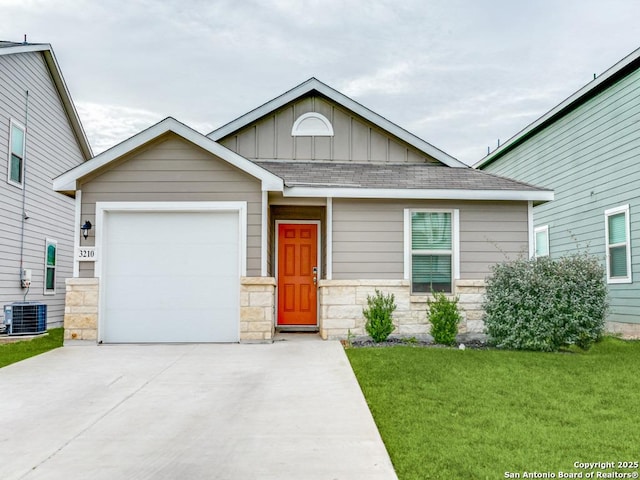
[[483, 68, 640, 324], [220, 96, 440, 164], [78, 135, 262, 277], [0, 51, 86, 327], [332, 199, 528, 280]]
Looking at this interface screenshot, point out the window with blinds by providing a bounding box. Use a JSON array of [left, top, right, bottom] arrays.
[[410, 211, 452, 293], [44, 239, 57, 295], [605, 205, 631, 284], [8, 120, 26, 187]]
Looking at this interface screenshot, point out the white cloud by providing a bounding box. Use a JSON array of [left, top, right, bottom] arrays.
[[6, 0, 640, 165], [75, 102, 214, 154], [342, 62, 414, 96], [75, 103, 163, 154]]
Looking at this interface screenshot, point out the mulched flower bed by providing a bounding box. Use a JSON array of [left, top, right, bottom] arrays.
[[347, 337, 491, 349]]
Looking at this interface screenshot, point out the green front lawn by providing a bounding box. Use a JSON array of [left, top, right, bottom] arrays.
[[347, 338, 640, 480], [0, 327, 64, 368]]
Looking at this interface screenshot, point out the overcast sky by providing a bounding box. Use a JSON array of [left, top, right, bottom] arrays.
[[5, 0, 640, 165]]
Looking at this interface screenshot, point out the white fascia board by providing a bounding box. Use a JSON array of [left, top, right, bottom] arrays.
[[209, 78, 467, 169], [43, 49, 93, 159], [1, 43, 93, 160], [475, 46, 640, 169], [209, 79, 319, 140], [53, 117, 284, 192], [283, 187, 554, 202], [310, 82, 467, 169], [0, 43, 52, 56]]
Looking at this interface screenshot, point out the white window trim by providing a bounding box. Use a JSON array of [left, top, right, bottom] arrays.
[[605, 204, 632, 284], [404, 208, 459, 293], [291, 112, 334, 136], [7, 119, 26, 188], [534, 225, 549, 257], [44, 238, 57, 295]]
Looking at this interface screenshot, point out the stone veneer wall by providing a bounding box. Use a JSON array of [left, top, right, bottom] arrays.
[[64, 278, 99, 341], [240, 277, 276, 343], [605, 321, 640, 339], [318, 279, 486, 340], [64, 277, 276, 343]]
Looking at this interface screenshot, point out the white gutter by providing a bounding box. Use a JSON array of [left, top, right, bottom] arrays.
[[284, 186, 554, 202]]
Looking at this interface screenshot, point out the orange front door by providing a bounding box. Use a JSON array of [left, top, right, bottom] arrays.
[[277, 223, 318, 326]]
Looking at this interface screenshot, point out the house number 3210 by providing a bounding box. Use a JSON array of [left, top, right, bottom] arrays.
[[77, 247, 96, 261]]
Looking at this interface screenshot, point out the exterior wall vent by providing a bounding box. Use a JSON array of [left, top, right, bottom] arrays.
[[291, 112, 334, 136]]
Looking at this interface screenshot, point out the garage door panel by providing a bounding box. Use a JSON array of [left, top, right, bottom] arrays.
[[102, 210, 241, 343], [103, 308, 236, 343], [107, 307, 238, 343], [106, 277, 224, 309]]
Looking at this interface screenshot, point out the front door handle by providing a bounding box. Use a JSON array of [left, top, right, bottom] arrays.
[[313, 266, 318, 286]]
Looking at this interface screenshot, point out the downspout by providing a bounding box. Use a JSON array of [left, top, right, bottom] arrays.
[[19, 90, 30, 300], [528, 201, 534, 259]]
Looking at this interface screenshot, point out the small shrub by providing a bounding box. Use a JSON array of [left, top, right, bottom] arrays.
[[427, 291, 461, 345], [363, 289, 397, 342], [483, 253, 608, 351]]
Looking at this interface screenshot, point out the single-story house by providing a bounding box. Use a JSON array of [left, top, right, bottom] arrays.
[[54, 78, 552, 343], [475, 46, 640, 338]]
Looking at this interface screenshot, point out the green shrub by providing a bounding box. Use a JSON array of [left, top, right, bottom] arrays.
[[363, 289, 397, 342], [483, 253, 608, 351], [427, 291, 462, 345]]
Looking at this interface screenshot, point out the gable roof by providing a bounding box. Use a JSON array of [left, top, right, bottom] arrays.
[[208, 77, 468, 169], [53, 117, 284, 194], [0, 41, 93, 160], [255, 160, 553, 201], [53, 115, 552, 202], [474, 46, 640, 169]]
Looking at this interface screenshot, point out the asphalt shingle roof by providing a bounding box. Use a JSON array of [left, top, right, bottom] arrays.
[[253, 160, 547, 192]]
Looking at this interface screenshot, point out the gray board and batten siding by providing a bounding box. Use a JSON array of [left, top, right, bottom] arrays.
[[218, 95, 441, 165], [78, 134, 263, 277], [0, 50, 86, 327], [479, 63, 640, 326]]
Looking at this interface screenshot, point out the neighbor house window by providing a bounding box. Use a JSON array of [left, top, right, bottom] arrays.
[[534, 225, 549, 257], [8, 119, 26, 187], [605, 205, 631, 284], [44, 239, 57, 295], [409, 210, 457, 293]]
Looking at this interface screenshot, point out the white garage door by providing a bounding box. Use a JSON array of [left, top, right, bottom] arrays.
[[101, 210, 240, 343]]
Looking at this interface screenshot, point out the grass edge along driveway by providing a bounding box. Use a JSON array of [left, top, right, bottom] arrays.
[[0, 327, 64, 368], [346, 337, 640, 480]]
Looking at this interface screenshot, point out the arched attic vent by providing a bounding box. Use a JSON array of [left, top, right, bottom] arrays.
[[291, 112, 334, 136]]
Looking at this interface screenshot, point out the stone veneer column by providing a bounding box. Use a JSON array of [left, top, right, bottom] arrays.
[[240, 277, 276, 343], [454, 279, 486, 334], [64, 278, 99, 341]]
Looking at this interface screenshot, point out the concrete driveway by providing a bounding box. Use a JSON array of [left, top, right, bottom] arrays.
[[0, 337, 397, 480]]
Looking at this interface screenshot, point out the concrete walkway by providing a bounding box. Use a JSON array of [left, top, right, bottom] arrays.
[[0, 337, 397, 480]]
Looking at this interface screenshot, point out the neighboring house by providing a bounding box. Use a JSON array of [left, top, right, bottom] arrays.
[[475, 46, 640, 338], [54, 78, 552, 343], [0, 41, 92, 331]]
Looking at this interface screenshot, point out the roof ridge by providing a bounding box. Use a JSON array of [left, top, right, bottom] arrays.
[[253, 159, 446, 167]]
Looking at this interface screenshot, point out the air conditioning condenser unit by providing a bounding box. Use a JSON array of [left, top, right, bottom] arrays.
[[3, 302, 47, 335]]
